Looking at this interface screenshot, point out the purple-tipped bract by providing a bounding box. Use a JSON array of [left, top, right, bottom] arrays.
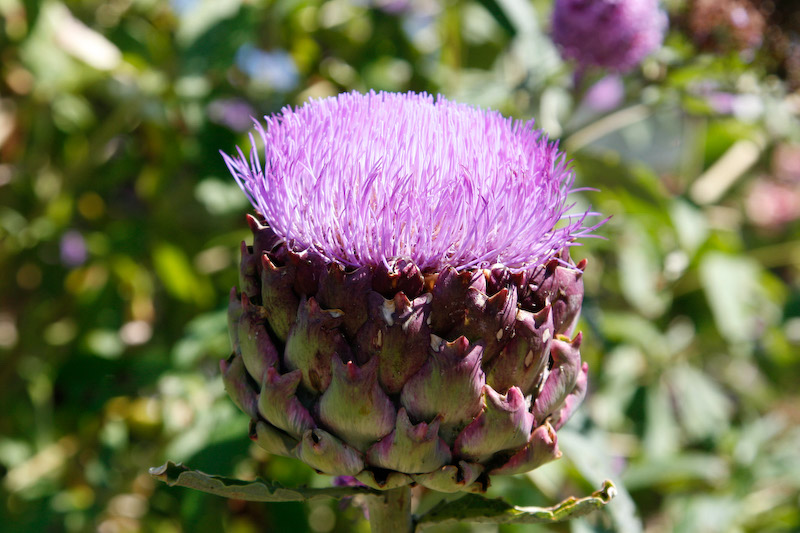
[[222, 91, 598, 273], [551, 0, 667, 73]]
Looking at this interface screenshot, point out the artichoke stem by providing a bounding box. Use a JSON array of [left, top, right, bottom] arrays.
[[365, 485, 413, 533]]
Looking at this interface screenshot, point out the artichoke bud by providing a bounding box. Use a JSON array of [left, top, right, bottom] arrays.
[[225, 220, 592, 491], [221, 91, 604, 492]]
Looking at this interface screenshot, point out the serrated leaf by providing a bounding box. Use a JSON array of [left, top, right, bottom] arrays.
[[416, 480, 615, 527], [150, 461, 379, 501]]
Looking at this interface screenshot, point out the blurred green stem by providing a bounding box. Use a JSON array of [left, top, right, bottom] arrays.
[[365, 486, 413, 533]]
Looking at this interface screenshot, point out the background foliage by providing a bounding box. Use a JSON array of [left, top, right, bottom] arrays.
[[1, 0, 799, 531]]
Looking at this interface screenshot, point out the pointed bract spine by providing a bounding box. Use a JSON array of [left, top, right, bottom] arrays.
[[485, 307, 554, 395], [400, 336, 485, 443], [258, 368, 316, 439], [318, 263, 374, 338], [449, 286, 518, 363], [412, 461, 485, 493], [250, 419, 298, 458], [372, 259, 424, 299], [260, 254, 299, 342], [552, 362, 589, 430], [429, 267, 487, 333], [454, 386, 534, 463], [239, 242, 261, 300], [296, 428, 365, 476], [238, 294, 279, 385], [220, 353, 258, 419], [366, 408, 452, 474], [532, 333, 584, 423], [355, 292, 432, 394], [489, 422, 561, 476], [284, 297, 352, 394], [318, 355, 397, 452]]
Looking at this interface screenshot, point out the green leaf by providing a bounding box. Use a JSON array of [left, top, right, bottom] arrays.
[[149, 461, 379, 502], [153, 242, 213, 306], [617, 221, 670, 318], [670, 199, 709, 257], [666, 365, 733, 442], [698, 252, 763, 345], [415, 480, 615, 527], [623, 453, 729, 491], [151, 462, 614, 527]]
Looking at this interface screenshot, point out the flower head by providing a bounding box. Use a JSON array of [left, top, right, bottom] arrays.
[[551, 0, 667, 72], [222, 91, 599, 275], [220, 91, 600, 491]]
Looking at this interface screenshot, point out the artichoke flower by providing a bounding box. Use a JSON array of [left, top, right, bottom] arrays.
[[220, 91, 601, 493], [551, 0, 667, 73]]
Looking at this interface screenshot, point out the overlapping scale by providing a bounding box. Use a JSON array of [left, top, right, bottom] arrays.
[[223, 219, 591, 492]]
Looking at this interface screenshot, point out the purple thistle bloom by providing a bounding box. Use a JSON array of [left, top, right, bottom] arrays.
[[222, 91, 600, 274], [60, 230, 88, 267], [583, 75, 625, 112], [551, 0, 667, 73]]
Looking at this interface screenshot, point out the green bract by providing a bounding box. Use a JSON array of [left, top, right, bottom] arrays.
[[222, 216, 589, 492]]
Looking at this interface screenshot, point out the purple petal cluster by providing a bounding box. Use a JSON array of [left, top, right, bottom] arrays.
[[551, 0, 667, 72], [222, 91, 598, 273]]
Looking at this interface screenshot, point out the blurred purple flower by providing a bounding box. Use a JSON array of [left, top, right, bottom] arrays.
[[235, 45, 299, 92], [551, 0, 667, 72], [373, 0, 411, 14], [746, 178, 800, 228], [60, 230, 88, 267], [208, 98, 257, 132], [706, 91, 737, 114], [583, 75, 625, 112], [222, 91, 601, 273]]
